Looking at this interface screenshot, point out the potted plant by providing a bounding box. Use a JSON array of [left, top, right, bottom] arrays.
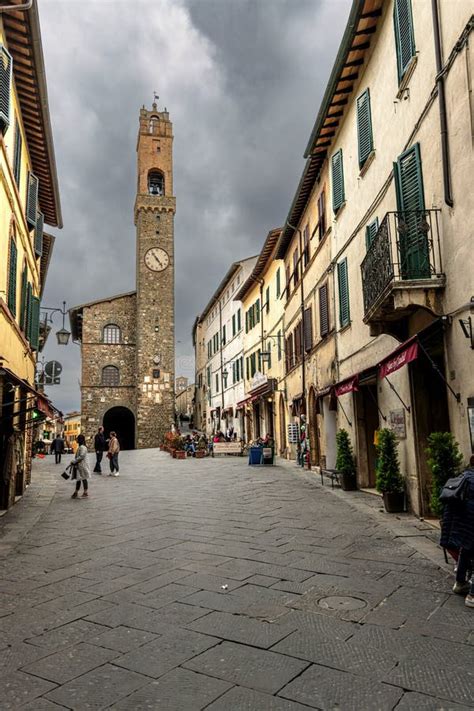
[[196, 440, 207, 458], [335, 429, 357, 491], [426, 432, 463, 517], [375, 428, 405, 512], [174, 437, 186, 459]]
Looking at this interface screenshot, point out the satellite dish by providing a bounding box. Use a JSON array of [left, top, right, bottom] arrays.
[[45, 361, 62, 379]]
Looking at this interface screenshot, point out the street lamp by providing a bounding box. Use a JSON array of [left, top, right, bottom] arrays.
[[41, 301, 71, 346]]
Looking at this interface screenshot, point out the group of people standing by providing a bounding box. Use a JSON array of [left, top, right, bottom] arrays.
[[93, 426, 120, 476]]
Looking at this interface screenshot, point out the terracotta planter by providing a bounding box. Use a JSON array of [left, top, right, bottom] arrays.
[[382, 491, 405, 513], [340, 471, 357, 491], [196, 450, 205, 458], [175, 450, 186, 459], [171, 449, 176, 458]]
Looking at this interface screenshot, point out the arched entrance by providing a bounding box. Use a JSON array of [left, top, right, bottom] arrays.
[[103, 407, 135, 450], [278, 394, 287, 455], [308, 387, 321, 466]]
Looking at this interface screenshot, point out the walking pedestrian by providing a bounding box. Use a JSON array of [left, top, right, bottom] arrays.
[[93, 426, 107, 474], [108, 431, 120, 476], [50, 434, 65, 464], [70, 434, 91, 498]]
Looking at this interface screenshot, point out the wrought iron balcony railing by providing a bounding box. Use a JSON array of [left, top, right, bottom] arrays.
[[361, 209, 444, 319]]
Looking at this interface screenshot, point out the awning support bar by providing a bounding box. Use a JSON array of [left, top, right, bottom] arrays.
[[338, 399, 352, 427], [367, 384, 387, 422], [417, 341, 461, 402], [385, 377, 411, 413]]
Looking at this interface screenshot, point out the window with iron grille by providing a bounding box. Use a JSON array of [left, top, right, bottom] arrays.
[[393, 0, 416, 82], [331, 149, 345, 213], [103, 324, 121, 344], [102, 366, 120, 386], [357, 89, 374, 168]]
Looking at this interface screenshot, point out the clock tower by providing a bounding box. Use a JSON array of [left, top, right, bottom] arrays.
[[134, 102, 176, 447]]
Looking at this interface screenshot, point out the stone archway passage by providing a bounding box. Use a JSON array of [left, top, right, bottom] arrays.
[[103, 407, 135, 450]]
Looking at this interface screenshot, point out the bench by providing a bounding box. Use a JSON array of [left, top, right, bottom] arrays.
[[212, 442, 243, 457], [320, 468, 340, 488]]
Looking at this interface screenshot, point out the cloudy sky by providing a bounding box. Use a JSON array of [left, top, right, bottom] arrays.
[[39, 0, 352, 413]]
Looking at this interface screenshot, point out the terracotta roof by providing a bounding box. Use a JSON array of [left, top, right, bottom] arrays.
[[197, 255, 259, 323], [39, 231, 54, 298], [1, 0, 62, 227], [235, 228, 282, 302]]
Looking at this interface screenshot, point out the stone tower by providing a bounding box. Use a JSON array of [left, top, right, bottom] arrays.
[[134, 103, 176, 447]]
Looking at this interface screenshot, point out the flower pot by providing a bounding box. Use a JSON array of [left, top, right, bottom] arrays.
[[175, 450, 186, 459], [196, 450, 205, 458], [340, 471, 357, 491], [382, 491, 405, 513]]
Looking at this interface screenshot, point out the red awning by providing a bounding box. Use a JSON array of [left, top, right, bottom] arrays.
[[334, 375, 359, 397], [37, 394, 55, 419], [379, 337, 419, 379], [236, 397, 251, 410]]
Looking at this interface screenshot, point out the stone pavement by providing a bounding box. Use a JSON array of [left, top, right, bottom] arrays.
[[0, 450, 473, 710]]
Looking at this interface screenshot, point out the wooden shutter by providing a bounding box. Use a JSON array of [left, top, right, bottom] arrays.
[[277, 330, 282, 361], [7, 238, 17, 316], [285, 265, 291, 297], [365, 218, 379, 250], [245, 311, 249, 333], [276, 268, 281, 298], [356, 89, 373, 168], [318, 190, 326, 239], [319, 283, 329, 337], [394, 0, 416, 81], [26, 172, 39, 229], [293, 249, 299, 286], [35, 212, 44, 258], [232, 313, 236, 336], [331, 149, 345, 212], [0, 45, 12, 135], [30, 296, 40, 351], [304, 307, 313, 352], [337, 259, 350, 327], [13, 120, 22, 185], [20, 264, 28, 331], [265, 286, 270, 314], [25, 282, 33, 341], [237, 308, 241, 331], [395, 144, 429, 279], [255, 298, 260, 323], [303, 224, 310, 267]]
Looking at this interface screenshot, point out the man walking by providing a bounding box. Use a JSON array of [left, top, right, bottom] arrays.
[[93, 426, 106, 474], [50, 434, 65, 464]]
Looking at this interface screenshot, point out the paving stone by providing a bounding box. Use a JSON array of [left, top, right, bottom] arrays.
[[45, 663, 149, 709], [0, 640, 51, 673], [178, 589, 253, 614], [206, 686, 313, 710], [21, 700, 67, 710], [395, 691, 473, 711], [245, 574, 282, 587], [139, 582, 200, 609], [114, 628, 220, 678], [385, 660, 474, 706], [0, 670, 56, 710], [88, 625, 159, 652], [184, 640, 308, 694], [110, 667, 232, 710], [23, 641, 118, 684], [188, 610, 296, 648], [177, 571, 245, 592], [84, 602, 155, 629], [26, 619, 108, 650], [280, 663, 403, 710]]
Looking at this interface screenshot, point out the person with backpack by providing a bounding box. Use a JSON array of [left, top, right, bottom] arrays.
[[440, 455, 474, 608]]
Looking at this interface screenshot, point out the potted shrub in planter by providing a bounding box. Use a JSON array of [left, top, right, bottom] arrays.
[[375, 428, 405, 513], [174, 437, 186, 459], [426, 432, 463, 517], [336, 429, 357, 491], [195, 441, 206, 458]]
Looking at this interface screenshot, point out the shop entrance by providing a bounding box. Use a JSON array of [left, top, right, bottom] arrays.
[[103, 407, 135, 450], [279, 395, 287, 455], [354, 381, 379, 488], [308, 387, 320, 466]]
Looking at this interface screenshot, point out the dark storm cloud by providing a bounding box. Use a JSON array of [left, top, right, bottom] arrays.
[[38, 0, 351, 412]]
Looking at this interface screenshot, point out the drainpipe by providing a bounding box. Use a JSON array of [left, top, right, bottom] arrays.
[[431, 0, 454, 207], [286, 221, 306, 420]]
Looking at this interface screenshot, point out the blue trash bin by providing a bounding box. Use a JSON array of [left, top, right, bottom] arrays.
[[248, 446, 263, 465]]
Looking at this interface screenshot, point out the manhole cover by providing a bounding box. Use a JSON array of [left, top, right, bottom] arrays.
[[318, 595, 367, 611]]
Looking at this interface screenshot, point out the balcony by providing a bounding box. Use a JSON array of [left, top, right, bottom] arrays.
[[361, 210, 445, 328]]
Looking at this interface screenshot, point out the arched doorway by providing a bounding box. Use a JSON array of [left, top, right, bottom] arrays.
[[278, 394, 287, 455], [103, 407, 135, 450], [308, 387, 320, 466]]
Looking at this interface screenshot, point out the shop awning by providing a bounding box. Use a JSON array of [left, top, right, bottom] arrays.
[[248, 378, 277, 400], [334, 375, 359, 397], [222, 407, 234, 417], [0, 367, 59, 421], [378, 337, 419, 379]]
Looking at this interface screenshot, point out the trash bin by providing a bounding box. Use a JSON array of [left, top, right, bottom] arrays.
[[248, 446, 263, 465], [262, 446, 274, 465]]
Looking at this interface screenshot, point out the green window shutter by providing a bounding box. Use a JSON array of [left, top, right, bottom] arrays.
[[237, 308, 241, 331], [30, 296, 40, 351], [319, 283, 330, 337], [394, 0, 416, 82], [232, 313, 236, 337], [222, 325, 226, 345], [245, 311, 249, 333], [331, 149, 345, 213], [276, 268, 281, 298], [304, 306, 313, 352], [13, 120, 22, 185], [277, 330, 282, 361], [255, 298, 260, 323], [35, 212, 44, 258], [395, 143, 429, 279], [26, 172, 39, 229], [0, 45, 12, 135], [7, 238, 17, 316], [20, 264, 28, 331], [356, 89, 373, 168], [25, 282, 33, 340], [265, 287, 270, 314], [396, 143, 425, 212], [246, 357, 250, 380], [337, 258, 350, 328], [365, 217, 379, 250]]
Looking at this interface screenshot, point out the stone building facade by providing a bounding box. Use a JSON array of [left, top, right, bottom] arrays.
[[70, 103, 175, 449]]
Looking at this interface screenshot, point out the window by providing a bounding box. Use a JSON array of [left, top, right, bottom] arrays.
[[148, 170, 164, 195], [206, 367, 211, 388], [232, 313, 236, 337], [303, 224, 310, 267], [13, 120, 22, 185], [255, 298, 260, 324], [207, 340, 212, 359], [317, 190, 326, 240], [0, 45, 12, 136], [26, 172, 39, 229], [276, 268, 281, 298], [277, 330, 282, 361], [7, 237, 17, 317], [304, 307, 313, 352], [293, 249, 299, 287], [103, 324, 121, 344], [394, 0, 416, 82], [365, 218, 379, 250], [237, 308, 241, 332], [319, 283, 330, 337], [20, 263, 28, 332], [215, 373, 219, 393], [357, 89, 374, 168], [265, 286, 270, 314], [35, 212, 44, 258], [331, 149, 345, 213], [222, 325, 226, 345], [285, 265, 291, 298], [102, 366, 120, 386], [337, 258, 350, 328], [29, 296, 40, 351]]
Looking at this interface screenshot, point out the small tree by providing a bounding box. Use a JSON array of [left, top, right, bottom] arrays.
[[426, 432, 463, 516], [375, 428, 404, 493], [336, 429, 356, 475]]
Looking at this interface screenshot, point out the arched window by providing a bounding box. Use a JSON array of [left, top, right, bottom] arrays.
[[102, 366, 120, 386], [148, 170, 164, 196], [103, 324, 121, 344]]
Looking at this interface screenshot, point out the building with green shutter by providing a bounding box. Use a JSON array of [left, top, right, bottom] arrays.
[[0, 2, 62, 509]]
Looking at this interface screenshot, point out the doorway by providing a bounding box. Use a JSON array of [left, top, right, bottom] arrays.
[[354, 382, 379, 488], [279, 395, 286, 455], [323, 397, 337, 469], [308, 387, 320, 466], [103, 407, 135, 450]]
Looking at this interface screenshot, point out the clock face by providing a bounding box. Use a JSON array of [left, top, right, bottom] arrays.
[[144, 247, 169, 272]]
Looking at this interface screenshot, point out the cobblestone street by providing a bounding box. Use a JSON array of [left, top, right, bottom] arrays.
[[0, 450, 473, 710]]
